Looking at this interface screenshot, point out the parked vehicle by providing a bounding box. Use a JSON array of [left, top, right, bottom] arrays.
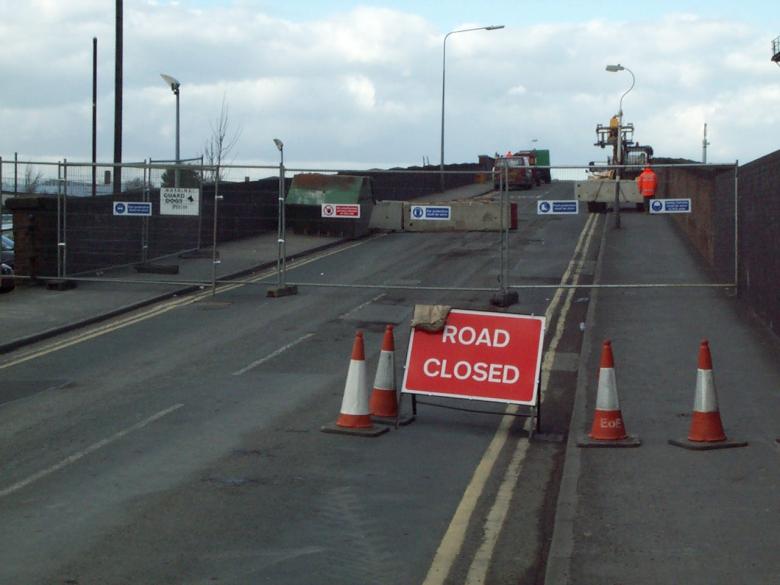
[[0, 262, 14, 293], [492, 154, 534, 190], [513, 149, 552, 185], [1, 234, 13, 268]]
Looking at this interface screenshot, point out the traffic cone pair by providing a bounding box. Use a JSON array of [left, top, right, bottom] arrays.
[[579, 339, 747, 449], [320, 327, 401, 437], [578, 340, 641, 447], [669, 340, 747, 450]]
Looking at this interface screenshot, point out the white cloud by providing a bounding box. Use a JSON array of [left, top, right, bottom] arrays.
[[0, 3, 778, 168]]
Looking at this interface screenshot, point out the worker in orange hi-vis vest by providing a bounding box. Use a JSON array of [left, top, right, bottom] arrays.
[[636, 166, 658, 212]]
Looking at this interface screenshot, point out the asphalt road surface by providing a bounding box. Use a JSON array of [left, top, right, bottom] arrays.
[[0, 181, 599, 584]]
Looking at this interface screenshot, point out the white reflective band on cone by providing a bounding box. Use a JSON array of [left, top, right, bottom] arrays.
[[595, 368, 620, 410], [693, 369, 719, 412], [340, 359, 369, 415], [373, 351, 394, 391]]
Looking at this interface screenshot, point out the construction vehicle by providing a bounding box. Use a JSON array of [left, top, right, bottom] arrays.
[[575, 115, 653, 212], [492, 152, 534, 190], [513, 149, 552, 185]]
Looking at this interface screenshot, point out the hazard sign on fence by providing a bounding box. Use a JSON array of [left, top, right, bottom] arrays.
[[322, 203, 361, 218], [401, 309, 545, 406]]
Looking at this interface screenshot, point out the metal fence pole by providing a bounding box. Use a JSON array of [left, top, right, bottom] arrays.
[[734, 161, 739, 293], [500, 166, 508, 293], [211, 172, 221, 296], [56, 162, 62, 279], [62, 159, 68, 277], [197, 155, 204, 250], [142, 159, 150, 263], [281, 162, 288, 287], [14, 152, 18, 195]]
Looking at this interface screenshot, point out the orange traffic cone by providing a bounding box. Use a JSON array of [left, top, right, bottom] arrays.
[[370, 325, 398, 418], [669, 340, 747, 450], [369, 326, 416, 426], [578, 340, 640, 447], [321, 331, 388, 437]]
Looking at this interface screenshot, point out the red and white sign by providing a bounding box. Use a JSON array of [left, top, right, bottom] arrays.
[[402, 309, 545, 405], [321, 203, 361, 218]]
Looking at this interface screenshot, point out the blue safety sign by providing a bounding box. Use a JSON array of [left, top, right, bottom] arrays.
[[649, 199, 691, 214], [410, 205, 452, 221], [113, 201, 152, 216], [537, 200, 579, 215]]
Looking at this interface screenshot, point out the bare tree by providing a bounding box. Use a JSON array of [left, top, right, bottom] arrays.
[[203, 95, 241, 183], [22, 165, 43, 193]]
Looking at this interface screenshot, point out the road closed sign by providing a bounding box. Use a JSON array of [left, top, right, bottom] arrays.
[[402, 309, 545, 405]]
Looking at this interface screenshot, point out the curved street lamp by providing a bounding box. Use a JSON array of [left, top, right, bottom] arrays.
[[160, 73, 181, 186], [605, 64, 635, 228], [440, 25, 505, 192]]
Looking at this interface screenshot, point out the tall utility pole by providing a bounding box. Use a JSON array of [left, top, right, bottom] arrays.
[[702, 123, 710, 164], [92, 37, 97, 197], [113, 0, 123, 194]]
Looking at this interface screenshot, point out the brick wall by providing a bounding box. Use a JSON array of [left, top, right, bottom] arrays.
[[736, 150, 780, 333], [656, 152, 780, 336], [7, 181, 279, 278], [655, 165, 736, 283]]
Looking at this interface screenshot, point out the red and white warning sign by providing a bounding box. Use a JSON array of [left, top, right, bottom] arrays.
[[321, 203, 361, 218], [402, 309, 545, 405]]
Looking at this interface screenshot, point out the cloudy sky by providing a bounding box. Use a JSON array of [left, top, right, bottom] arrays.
[[1, 0, 778, 171]]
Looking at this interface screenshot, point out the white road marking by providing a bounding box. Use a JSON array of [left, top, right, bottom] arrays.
[[231, 333, 315, 376], [0, 403, 184, 499], [422, 213, 599, 585], [338, 293, 387, 319]]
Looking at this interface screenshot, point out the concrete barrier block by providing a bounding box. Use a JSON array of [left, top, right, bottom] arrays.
[[369, 201, 404, 231]]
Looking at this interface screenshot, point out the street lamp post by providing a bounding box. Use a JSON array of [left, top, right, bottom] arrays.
[[267, 138, 297, 298], [440, 24, 504, 192], [605, 64, 635, 229], [160, 73, 181, 187]]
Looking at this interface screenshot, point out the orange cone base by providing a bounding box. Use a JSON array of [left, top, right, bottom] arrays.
[[578, 434, 641, 448], [668, 437, 747, 450], [588, 410, 630, 441], [369, 389, 398, 419], [687, 411, 726, 442], [336, 413, 373, 428]]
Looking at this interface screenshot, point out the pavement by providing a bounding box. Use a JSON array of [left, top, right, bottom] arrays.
[[2, 185, 778, 582], [545, 211, 780, 584]]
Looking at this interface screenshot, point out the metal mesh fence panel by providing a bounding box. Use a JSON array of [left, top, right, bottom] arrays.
[[1, 158, 739, 297]]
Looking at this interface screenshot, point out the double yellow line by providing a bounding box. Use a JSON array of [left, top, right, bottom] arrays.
[[422, 212, 600, 585], [0, 239, 371, 371]]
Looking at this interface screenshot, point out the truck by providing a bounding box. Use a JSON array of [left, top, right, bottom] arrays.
[[575, 116, 653, 212], [492, 153, 534, 190], [513, 149, 551, 185]]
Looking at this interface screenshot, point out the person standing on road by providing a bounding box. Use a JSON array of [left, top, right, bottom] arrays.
[[636, 166, 658, 212]]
